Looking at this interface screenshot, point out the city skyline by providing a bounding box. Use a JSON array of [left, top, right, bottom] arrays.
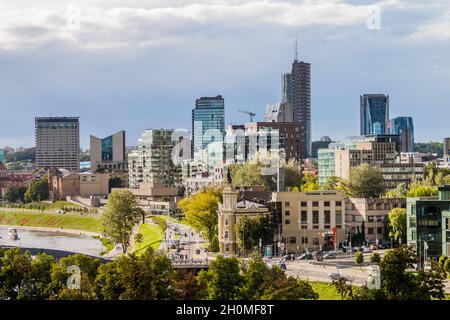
[[0, 0, 449, 148]]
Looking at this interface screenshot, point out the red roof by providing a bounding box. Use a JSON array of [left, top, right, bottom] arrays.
[[0, 162, 7, 171]]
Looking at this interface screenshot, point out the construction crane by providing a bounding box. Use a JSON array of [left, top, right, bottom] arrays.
[[238, 110, 256, 122]]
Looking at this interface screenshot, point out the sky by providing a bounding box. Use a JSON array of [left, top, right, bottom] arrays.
[[0, 0, 449, 149]]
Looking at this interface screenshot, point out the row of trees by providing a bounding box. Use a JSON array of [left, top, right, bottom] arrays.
[[336, 246, 448, 300], [3, 178, 49, 203], [0, 248, 318, 300]]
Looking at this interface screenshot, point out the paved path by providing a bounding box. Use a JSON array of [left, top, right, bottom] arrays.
[[0, 224, 100, 237]]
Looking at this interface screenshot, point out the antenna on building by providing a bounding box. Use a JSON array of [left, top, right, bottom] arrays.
[[294, 37, 298, 61]]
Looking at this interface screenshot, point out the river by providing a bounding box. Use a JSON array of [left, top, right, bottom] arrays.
[[0, 227, 103, 258]]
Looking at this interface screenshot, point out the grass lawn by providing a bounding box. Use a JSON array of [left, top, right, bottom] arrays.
[[309, 281, 341, 300], [0, 211, 103, 233], [135, 223, 164, 253]]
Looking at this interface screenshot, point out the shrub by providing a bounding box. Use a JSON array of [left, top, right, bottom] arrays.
[[355, 252, 364, 265]]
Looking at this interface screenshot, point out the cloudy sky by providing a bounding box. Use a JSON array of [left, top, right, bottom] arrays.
[[0, 0, 449, 149]]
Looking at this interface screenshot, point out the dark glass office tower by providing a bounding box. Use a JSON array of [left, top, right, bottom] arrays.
[[282, 57, 311, 157], [360, 94, 389, 136], [191, 95, 225, 158], [387, 116, 415, 153]]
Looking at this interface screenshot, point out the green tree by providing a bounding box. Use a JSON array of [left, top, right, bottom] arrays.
[[282, 159, 301, 189], [348, 163, 385, 198], [235, 216, 275, 255], [108, 176, 123, 192], [103, 190, 142, 254], [300, 172, 320, 191], [322, 176, 347, 192], [370, 253, 381, 264], [4, 184, 27, 203], [24, 178, 49, 202], [387, 208, 407, 244], [209, 234, 219, 253], [332, 275, 353, 300], [134, 233, 143, 250], [178, 188, 221, 241], [228, 163, 274, 190], [174, 270, 202, 300], [197, 256, 244, 300], [355, 252, 364, 265]]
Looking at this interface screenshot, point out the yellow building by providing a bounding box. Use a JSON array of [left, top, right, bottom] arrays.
[[273, 190, 347, 253]]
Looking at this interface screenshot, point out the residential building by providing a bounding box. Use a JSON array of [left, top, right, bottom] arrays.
[[218, 185, 271, 255], [273, 190, 347, 252], [128, 129, 178, 188], [387, 117, 414, 153], [90, 130, 127, 172], [311, 136, 333, 159], [0, 150, 4, 163], [407, 185, 450, 263], [282, 53, 311, 157], [192, 95, 225, 159], [265, 102, 293, 122], [346, 198, 406, 244], [360, 94, 389, 136], [35, 117, 80, 172], [226, 122, 305, 164], [318, 149, 336, 185]]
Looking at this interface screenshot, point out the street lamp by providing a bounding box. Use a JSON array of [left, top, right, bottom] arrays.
[[372, 216, 383, 247]]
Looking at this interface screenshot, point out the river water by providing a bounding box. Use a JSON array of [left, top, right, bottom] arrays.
[[0, 227, 103, 257]]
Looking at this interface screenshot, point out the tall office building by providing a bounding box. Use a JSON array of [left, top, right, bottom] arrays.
[[128, 129, 177, 188], [90, 130, 127, 172], [360, 94, 389, 136], [444, 138, 450, 158], [192, 95, 225, 159], [387, 117, 415, 153], [265, 102, 293, 123], [35, 117, 80, 172], [282, 50, 311, 157]]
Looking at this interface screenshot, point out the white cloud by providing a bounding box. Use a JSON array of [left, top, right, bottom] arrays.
[[408, 11, 450, 41], [0, 0, 393, 50]]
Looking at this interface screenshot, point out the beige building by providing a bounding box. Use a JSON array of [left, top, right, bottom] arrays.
[[218, 185, 270, 255], [273, 190, 347, 252], [48, 169, 109, 200], [345, 198, 406, 243]]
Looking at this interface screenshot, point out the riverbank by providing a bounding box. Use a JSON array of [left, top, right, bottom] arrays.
[[0, 211, 103, 233], [0, 224, 101, 237]]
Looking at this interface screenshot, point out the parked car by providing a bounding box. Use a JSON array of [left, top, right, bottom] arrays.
[[298, 253, 313, 260], [329, 272, 341, 281], [180, 240, 187, 246], [283, 254, 296, 261], [362, 246, 372, 253], [323, 252, 337, 260]]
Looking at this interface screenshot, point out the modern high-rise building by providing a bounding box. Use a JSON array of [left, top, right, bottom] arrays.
[[444, 138, 450, 158], [192, 95, 225, 159], [386, 117, 415, 153], [128, 129, 177, 188], [90, 130, 127, 172], [360, 94, 390, 136], [282, 51, 311, 157], [35, 117, 80, 172]]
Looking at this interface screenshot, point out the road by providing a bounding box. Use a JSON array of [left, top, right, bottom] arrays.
[[160, 221, 208, 262]]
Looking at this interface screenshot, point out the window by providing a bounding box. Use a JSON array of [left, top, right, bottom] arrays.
[[301, 211, 307, 223], [224, 231, 229, 239], [285, 219, 291, 225], [336, 201, 342, 206], [289, 237, 296, 244], [225, 219, 228, 226], [409, 217, 416, 228], [313, 238, 320, 245], [313, 211, 319, 224], [336, 213, 342, 224], [446, 231, 450, 242], [377, 227, 383, 235], [285, 211, 290, 216], [368, 228, 374, 235], [324, 201, 330, 207], [285, 201, 290, 207], [446, 218, 450, 230], [324, 211, 331, 224], [301, 201, 307, 207], [302, 237, 308, 244], [312, 201, 319, 207]]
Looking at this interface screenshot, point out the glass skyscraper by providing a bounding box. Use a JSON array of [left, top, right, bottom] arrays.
[[387, 116, 414, 153], [191, 95, 225, 159], [360, 94, 389, 136]]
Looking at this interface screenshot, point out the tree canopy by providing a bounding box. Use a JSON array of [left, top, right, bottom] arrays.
[[348, 164, 385, 198]]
